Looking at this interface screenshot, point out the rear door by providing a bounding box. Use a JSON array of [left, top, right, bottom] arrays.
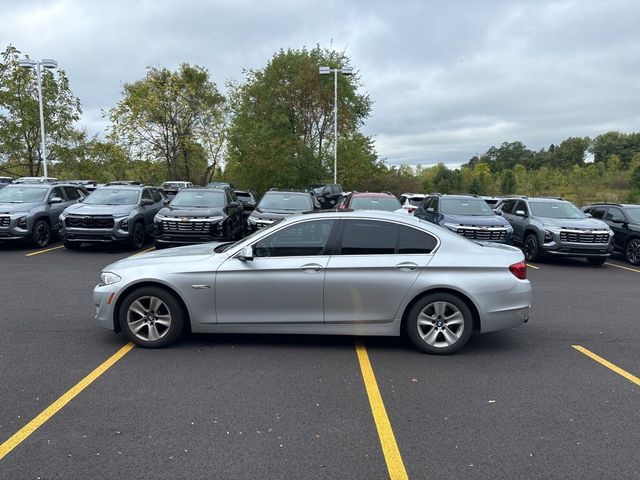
[[323, 219, 437, 323]]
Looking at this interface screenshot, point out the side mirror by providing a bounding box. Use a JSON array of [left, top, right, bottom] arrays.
[[49, 197, 63, 204], [141, 198, 153, 206], [426, 207, 435, 213], [493, 209, 503, 215], [237, 246, 253, 261], [584, 212, 593, 218], [515, 210, 526, 217]]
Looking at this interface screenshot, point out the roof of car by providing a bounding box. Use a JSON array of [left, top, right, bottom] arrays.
[[264, 190, 310, 195], [585, 203, 639, 208], [97, 184, 146, 190]]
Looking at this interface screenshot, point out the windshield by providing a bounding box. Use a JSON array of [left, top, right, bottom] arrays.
[[624, 207, 640, 222], [529, 201, 585, 219], [351, 196, 402, 211], [440, 198, 494, 216], [258, 193, 312, 211], [0, 186, 48, 203], [84, 188, 140, 205], [171, 190, 225, 208]]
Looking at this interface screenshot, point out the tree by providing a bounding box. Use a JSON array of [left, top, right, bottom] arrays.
[[225, 46, 374, 193], [500, 169, 516, 194], [0, 45, 82, 176], [108, 64, 227, 184]]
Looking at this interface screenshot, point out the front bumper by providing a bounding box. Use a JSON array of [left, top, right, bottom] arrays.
[[153, 218, 226, 244], [93, 286, 118, 331], [541, 230, 613, 257], [0, 214, 30, 240]]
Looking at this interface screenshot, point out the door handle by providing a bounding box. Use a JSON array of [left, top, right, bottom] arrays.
[[395, 262, 419, 271], [300, 263, 323, 272]]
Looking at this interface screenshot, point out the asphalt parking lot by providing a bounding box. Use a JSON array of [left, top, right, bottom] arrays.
[[1, 242, 639, 479]]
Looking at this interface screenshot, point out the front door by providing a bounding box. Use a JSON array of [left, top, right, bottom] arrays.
[[215, 219, 337, 324]]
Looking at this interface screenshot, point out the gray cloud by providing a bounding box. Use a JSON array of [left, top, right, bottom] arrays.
[[2, 0, 639, 167]]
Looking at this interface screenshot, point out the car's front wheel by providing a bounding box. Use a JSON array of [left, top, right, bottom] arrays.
[[119, 286, 185, 348], [406, 293, 473, 354], [523, 233, 541, 262], [128, 222, 145, 250], [31, 220, 51, 248], [625, 238, 640, 265]]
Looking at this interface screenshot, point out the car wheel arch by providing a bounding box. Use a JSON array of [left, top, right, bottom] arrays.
[[113, 281, 191, 334], [400, 287, 481, 335]]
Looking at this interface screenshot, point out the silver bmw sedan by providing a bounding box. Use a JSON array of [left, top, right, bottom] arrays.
[[94, 211, 531, 354]]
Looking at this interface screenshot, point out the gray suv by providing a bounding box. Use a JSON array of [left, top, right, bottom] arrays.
[[497, 197, 613, 264], [60, 185, 167, 250], [0, 183, 85, 247]]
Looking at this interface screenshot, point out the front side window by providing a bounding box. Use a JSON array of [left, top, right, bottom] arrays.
[[590, 207, 606, 219], [63, 186, 81, 200], [253, 220, 335, 257], [514, 200, 529, 215], [151, 189, 163, 203], [142, 189, 152, 201], [49, 187, 65, 201], [340, 220, 398, 255], [500, 200, 515, 214], [605, 207, 625, 221]]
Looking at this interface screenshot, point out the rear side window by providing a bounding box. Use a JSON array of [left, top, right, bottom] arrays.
[[340, 220, 398, 255], [142, 189, 152, 200], [398, 226, 437, 254], [63, 186, 80, 200], [151, 189, 163, 202]]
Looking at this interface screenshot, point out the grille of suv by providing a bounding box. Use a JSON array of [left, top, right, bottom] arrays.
[[66, 215, 115, 229], [162, 220, 211, 232], [560, 230, 609, 243], [456, 226, 507, 241], [0, 216, 9, 227]]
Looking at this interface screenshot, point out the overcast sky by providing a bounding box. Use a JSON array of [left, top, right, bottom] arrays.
[[2, 0, 640, 167]]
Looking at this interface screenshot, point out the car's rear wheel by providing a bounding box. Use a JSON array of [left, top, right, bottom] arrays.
[[31, 220, 51, 248], [625, 238, 640, 265], [587, 257, 607, 266], [406, 293, 473, 354], [523, 233, 540, 262], [128, 222, 145, 250], [119, 286, 185, 348]]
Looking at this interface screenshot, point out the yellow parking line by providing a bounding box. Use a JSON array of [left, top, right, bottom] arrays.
[[526, 263, 540, 270], [25, 245, 64, 257], [355, 343, 408, 480], [572, 345, 640, 386], [0, 342, 135, 460], [605, 262, 640, 273], [130, 246, 155, 257]]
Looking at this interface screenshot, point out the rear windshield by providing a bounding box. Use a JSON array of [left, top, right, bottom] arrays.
[[171, 190, 225, 208], [258, 193, 312, 211], [84, 188, 140, 205], [236, 192, 252, 200], [407, 197, 424, 206], [351, 196, 402, 211], [529, 201, 585, 219], [440, 198, 494, 216], [0, 186, 47, 203]]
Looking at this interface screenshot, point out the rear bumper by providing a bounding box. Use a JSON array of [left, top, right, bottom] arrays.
[[479, 280, 532, 333]]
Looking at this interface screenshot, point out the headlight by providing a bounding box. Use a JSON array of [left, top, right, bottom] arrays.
[[504, 224, 513, 232], [119, 218, 129, 231], [59, 212, 67, 221], [443, 222, 461, 231], [154, 214, 166, 223], [544, 230, 554, 243], [97, 272, 122, 287], [16, 216, 27, 229], [247, 215, 258, 225]]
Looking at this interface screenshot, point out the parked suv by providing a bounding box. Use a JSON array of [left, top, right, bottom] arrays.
[[235, 190, 258, 223], [247, 190, 318, 232], [0, 183, 85, 247], [153, 187, 244, 248], [0, 177, 13, 189], [414, 194, 513, 243], [582, 203, 640, 265], [399, 193, 426, 214], [497, 197, 613, 264], [60, 185, 167, 250], [161, 181, 194, 198]]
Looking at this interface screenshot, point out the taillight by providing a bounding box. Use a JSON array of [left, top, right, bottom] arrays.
[[509, 261, 527, 280]]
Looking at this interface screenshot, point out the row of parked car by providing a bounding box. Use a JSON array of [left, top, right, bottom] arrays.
[[1, 177, 638, 266]]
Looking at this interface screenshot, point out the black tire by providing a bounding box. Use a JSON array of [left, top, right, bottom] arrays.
[[63, 240, 82, 250], [118, 286, 185, 348], [625, 238, 640, 265], [406, 292, 474, 354], [128, 222, 145, 250], [587, 257, 607, 266], [31, 219, 51, 248], [523, 233, 541, 262]]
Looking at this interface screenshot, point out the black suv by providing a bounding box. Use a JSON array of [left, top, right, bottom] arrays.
[[235, 190, 258, 222], [582, 203, 640, 265], [0, 183, 85, 247], [414, 194, 513, 243], [153, 187, 244, 248], [247, 190, 319, 232], [497, 197, 613, 264], [60, 185, 167, 250], [313, 184, 343, 209]]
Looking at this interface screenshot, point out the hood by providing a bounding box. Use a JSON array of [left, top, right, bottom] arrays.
[[106, 242, 226, 271], [0, 202, 39, 214], [159, 205, 224, 218], [252, 208, 304, 220], [538, 217, 609, 229], [441, 214, 510, 227], [65, 203, 135, 216]]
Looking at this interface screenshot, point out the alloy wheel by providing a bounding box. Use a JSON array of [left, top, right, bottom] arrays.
[[524, 235, 538, 261], [417, 301, 465, 348], [126, 296, 172, 342], [34, 222, 50, 247], [626, 239, 640, 265]]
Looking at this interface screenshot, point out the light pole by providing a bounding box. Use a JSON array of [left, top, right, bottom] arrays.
[[319, 65, 353, 184], [18, 58, 58, 179]]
